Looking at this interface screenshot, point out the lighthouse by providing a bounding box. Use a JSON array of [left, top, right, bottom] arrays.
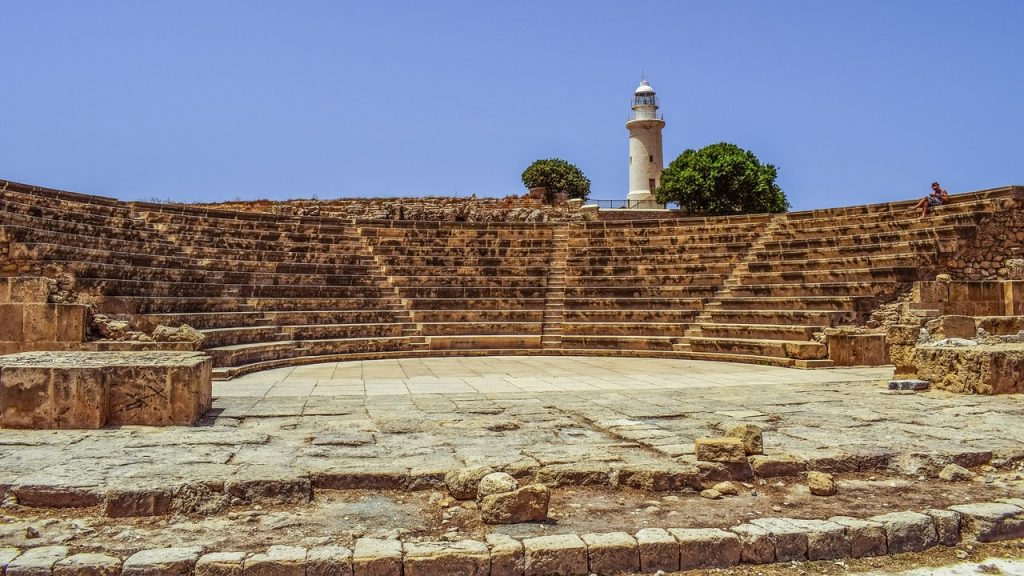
[[626, 77, 666, 209]]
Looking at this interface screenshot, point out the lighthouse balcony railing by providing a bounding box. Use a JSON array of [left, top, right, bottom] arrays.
[[627, 112, 665, 122]]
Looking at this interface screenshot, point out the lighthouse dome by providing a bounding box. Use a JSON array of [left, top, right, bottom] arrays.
[[635, 80, 655, 94]]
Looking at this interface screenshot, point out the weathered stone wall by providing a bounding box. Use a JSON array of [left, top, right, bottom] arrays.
[[191, 195, 595, 223], [942, 190, 1024, 280]]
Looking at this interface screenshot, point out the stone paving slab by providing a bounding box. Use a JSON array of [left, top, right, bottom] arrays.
[[0, 358, 1023, 514]]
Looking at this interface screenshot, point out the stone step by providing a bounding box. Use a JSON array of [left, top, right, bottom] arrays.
[[559, 335, 681, 351], [713, 296, 863, 311], [747, 252, 925, 273], [692, 323, 821, 341], [564, 286, 719, 298], [727, 281, 898, 298], [418, 322, 543, 336], [688, 336, 829, 360], [564, 297, 707, 311], [704, 309, 856, 326], [425, 334, 542, 350], [199, 323, 407, 348], [207, 336, 416, 367], [561, 322, 692, 337], [734, 266, 920, 286]]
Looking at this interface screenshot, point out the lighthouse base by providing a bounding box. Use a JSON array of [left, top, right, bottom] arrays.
[[626, 190, 664, 209]]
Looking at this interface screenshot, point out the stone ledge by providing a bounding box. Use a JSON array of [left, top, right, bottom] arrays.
[[0, 351, 212, 428], [0, 499, 1018, 575]]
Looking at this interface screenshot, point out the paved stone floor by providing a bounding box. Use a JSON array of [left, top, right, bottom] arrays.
[[3, 357, 1024, 508]]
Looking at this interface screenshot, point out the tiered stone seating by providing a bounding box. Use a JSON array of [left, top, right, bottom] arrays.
[[561, 216, 770, 354], [2, 178, 1019, 375], [357, 221, 554, 352], [685, 189, 1016, 366]]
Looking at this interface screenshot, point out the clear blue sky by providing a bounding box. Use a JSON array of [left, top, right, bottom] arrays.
[[2, 1, 1022, 210]]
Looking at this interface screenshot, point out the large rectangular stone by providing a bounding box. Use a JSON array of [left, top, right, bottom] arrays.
[[581, 532, 639, 575], [7, 546, 69, 576], [403, 540, 489, 576], [634, 528, 678, 573], [729, 524, 775, 564], [53, 553, 122, 576], [782, 519, 850, 560], [485, 534, 522, 576], [523, 534, 587, 576], [243, 545, 306, 575], [305, 546, 353, 576], [0, 351, 212, 429], [749, 518, 808, 562], [122, 547, 202, 576], [829, 516, 887, 558], [353, 538, 402, 576], [869, 511, 938, 553], [668, 528, 741, 570], [949, 502, 1024, 542], [196, 552, 247, 576]]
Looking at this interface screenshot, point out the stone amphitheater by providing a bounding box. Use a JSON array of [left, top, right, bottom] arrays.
[[1, 178, 1023, 575]]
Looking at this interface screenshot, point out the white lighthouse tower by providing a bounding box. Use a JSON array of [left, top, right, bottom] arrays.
[[626, 77, 666, 209]]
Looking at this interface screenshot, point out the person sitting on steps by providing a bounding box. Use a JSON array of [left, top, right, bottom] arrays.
[[914, 182, 950, 217]]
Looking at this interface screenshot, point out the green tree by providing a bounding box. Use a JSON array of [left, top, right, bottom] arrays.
[[655, 142, 789, 215], [521, 158, 591, 203]]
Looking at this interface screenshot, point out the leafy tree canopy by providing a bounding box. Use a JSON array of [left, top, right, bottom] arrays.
[[655, 142, 789, 215], [521, 158, 591, 202]]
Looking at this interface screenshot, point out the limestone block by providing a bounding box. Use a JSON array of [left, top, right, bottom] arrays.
[[103, 486, 173, 517], [7, 546, 69, 576], [534, 462, 611, 487], [924, 509, 962, 546], [668, 528, 741, 570], [829, 516, 887, 557], [634, 528, 678, 573], [749, 454, 806, 477], [926, 315, 977, 340], [8, 278, 50, 303], [196, 552, 247, 576], [0, 304, 24, 340], [0, 366, 105, 429], [886, 324, 922, 345], [617, 464, 700, 492], [55, 305, 86, 343], [477, 472, 517, 499], [53, 553, 122, 576], [749, 518, 808, 562], [225, 471, 312, 505], [695, 437, 746, 463], [827, 334, 890, 366], [121, 547, 202, 576], [21, 304, 57, 342], [783, 519, 850, 560], [445, 465, 494, 500], [581, 532, 639, 575], [243, 545, 306, 575], [353, 538, 402, 576], [869, 511, 938, 553], [913, 281, 948, 307], [949, 502, 1024, 542], [403, 540, 489, 576], [726, 423, 763, 455], [480, 484, 549, 524], [522, 534, 587, 576], [888, 344, 917, 372], [305, 546, 353, 576], [914, 344, 1024, 394], [485, 533, 523, 576]]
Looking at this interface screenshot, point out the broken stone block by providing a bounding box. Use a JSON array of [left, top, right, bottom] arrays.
[[725, 423, 763, 455], [477, 472, 517, 499], [7, 546, 69, 576], [668, 528, 741, 570], [634, 528, 679, 574], [444, 466, 494, 500], [924, 509, 962, 546], [914, 345, 1024, 394], [195, 551, 247, 576], [712, 481, 740, 496], [534, 462, 611, 487], [225, 472, 311, 505], [522, 534, 587, 576], [888, 379, 930, 391], [829, 516, 887, 558], [352, 538, 402, 576], [244, 546, 306, 576], [749, 518, 808, 562], [869, 511, 938, 553], [485, 534, 523, 576], [305, 546, 352, 576], [103, 486, 173, 517], [938, 463, 974, 482], [949, 502, 1024, 542], [53, 553, 122, 576], [581, 532, 639, 575], [700, 488, 722, 500], [925, 315, 977, 340], [480, 484, 549, 524], [729, 524, 775, 564], [748, 454, 807, 477], [807, 471, 837, 496], [403, 540, 489, 576], [695, 437, 746, 463], [121, 547, 203, 576]]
